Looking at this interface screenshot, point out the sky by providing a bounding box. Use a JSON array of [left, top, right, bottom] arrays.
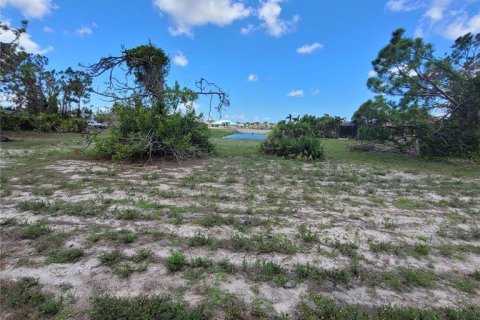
[[1, 0, 479, 122]]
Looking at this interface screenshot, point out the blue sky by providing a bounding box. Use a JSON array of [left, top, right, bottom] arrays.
[[1, 0, 479, 122]]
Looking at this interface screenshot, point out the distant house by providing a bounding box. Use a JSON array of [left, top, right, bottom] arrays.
[[211, 120, 239, 128]]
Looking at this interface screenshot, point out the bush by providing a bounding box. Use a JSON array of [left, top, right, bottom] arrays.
[[0, 111, 89, 133], [59, 118, 87, 133], [92, 102, 213, 161], [0, 111, 35, 130], [165, 252, 186, 272], [420, 120, 480, 159], [33, 113, 63, 132], [261, 122, 325, 160]]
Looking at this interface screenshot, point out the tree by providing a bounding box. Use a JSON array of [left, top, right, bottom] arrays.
[[1, 21, 92, 116], [58, 67, 92, 116], [86, 43, 230, 162], [357, 29, 479, 158], [298, 114, 344, 138]]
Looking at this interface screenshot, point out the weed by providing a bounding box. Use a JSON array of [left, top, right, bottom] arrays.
[[189, 233, 217, 247], [190, 257, 214, 268], [394, 198, 428, 210], [23, 220, 50, 239], [165, 252, 186, 272], [299, 224, 318, 243], [46, 248, 84, 264], [134, 248, 153, 263], [113, 262, 135, 278], [99, 250, 122, 266], [414, 243, 429, 256], [115, 208, 139, 220], [331, 241, 358, 258], [0, 277, 63, 319]]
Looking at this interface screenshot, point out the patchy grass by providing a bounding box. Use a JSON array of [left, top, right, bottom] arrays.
[[46, 248, 84, 264], [1, 132, 479, 318], [0, 277, 64, 320]]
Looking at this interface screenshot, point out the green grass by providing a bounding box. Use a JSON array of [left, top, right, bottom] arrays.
[[98, 250, 122, 266], [208, 128, 238, 138], [46, 248, 84, 264], [209, 136, 480, 176], [165, 252, 186, 272], [3, 131, 480, 318], [0, 277, 64, 320], [298, 293, 480, 320], [90, 295, 205, 320], [22, 220, 51, 239]]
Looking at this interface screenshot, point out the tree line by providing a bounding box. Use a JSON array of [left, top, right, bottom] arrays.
[[353, 29, 479, 159], [1, 21, 92, 117]]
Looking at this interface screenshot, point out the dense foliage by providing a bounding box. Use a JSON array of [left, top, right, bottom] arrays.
[[1, 21, 92, 116], [93, 102, 212, 161], [297, 114, 344, 138], [87, 44, 222, 161], [355, 29, 480, 159], [0, 111, 87, 133], [261, 121, 325, 160]]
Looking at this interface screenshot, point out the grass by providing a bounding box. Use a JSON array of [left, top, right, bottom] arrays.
[[90, 294, 205, 320], [98, 250, 122, 266], [0, 277, 64, 319], [23, 220, 51, 239], [46, 248, 84, 264], [298, 294, 480, 320], [2, 131, 480, 318], [165, 252, 186, 272]]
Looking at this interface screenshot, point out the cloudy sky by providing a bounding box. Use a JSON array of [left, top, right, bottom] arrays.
[[1, 0, 479, 122]]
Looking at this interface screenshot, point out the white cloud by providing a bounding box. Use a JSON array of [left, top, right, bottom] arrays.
[[240, 24, 255, 35], [0, 20, 53, 54], [368, 70, 377, 77], [287, 89, 304, 97], [42, 26, 54, 33], [178, 101, 199, 113], [153, 0, 252, 37], [75, 23, 97, 37], [258, 0, 299, 37], [296, 42, 323, 54], [444, 14, 480, 40], [312, 88, 320, 95], [172, 51, 188, 66], [247, 74, 258, 82], [0, 0, 53, 18], [386, 0, 423, 12], [387, 0, 480, 40], [424, 0, 452, 22]]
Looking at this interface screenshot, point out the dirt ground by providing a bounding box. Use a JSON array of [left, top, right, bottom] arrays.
[[0, 134, 479, 318]]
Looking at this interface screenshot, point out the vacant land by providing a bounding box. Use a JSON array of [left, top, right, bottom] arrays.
[[1, 131, 479, 319]]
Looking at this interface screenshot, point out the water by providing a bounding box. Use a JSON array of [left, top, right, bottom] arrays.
[[224, 133, 267, 140]]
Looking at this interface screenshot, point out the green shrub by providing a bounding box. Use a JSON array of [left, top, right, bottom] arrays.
[[90, 295, 205, 320], [165, 252, 186, 272], [0, 277, 63, 319], [46, 248, 84, 264], [261, 122, 325, 160], [0, 111, 35, 130], [33, 113, 63, 132], [91, 103, 213, 161], [0, 111, 88, 133], [59, 118, 87, 133]]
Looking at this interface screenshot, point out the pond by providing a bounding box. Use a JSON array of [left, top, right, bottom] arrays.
[[224, 133, 267, 140]]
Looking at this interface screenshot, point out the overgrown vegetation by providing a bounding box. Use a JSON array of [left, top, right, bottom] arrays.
[[0, 277, 64, 319], [354, 29, 480, 159], [1, 21, 92, 124], [261, 120, 325, 160], [85, 44, 229, 162]]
